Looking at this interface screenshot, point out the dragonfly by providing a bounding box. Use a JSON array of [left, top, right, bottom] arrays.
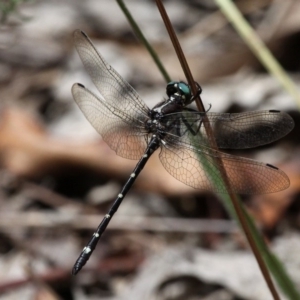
[[71, 29, 294, 275]]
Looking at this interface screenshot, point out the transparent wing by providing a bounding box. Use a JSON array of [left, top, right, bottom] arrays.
[[73, 30, 150, 118], [159, 144, 289, 194], [72, 83, 148, 160], [161, 110, 294, 149]]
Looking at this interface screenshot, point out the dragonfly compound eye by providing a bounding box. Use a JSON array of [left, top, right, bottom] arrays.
[[166, 81, 177, 97], [166, 81, 192, 102], [177, 82, 192, 103]]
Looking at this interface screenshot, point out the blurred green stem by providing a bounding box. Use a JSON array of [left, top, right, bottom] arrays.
[[0, 0, 31, 23], [214, 0, 300, 108], [115, 0, 171, 83]]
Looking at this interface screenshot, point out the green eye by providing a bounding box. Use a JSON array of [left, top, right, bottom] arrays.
[[166, 81, 192, 102], [178, 82, 191, 99]]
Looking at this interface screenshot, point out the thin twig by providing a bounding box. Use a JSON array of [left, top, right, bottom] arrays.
[[154, 0, 204, 111], [0, 212, 238, 233], [154, 1, 280, 299]]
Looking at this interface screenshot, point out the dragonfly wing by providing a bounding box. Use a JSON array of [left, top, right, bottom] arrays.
[[159, 143, 289, 194], [72, 83, 148, 160], [162, 110, 294, 149], [73, 30, 150, 118], [208, 110, 294, 148]]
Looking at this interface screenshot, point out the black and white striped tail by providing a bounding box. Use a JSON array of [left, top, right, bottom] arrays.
[[72, 137, 160, 275]]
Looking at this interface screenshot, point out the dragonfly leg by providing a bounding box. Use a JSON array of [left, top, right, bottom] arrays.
[[190, 81, 202, 102], [181, 115, 203, 136], [179, 104, 211, 136]]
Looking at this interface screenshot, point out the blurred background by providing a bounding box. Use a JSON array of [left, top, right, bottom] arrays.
[[0, 0, 300, 299]]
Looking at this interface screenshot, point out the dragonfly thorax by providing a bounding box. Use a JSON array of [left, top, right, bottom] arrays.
[[145, 118, 165, 136], [152, 98, 183, 116]]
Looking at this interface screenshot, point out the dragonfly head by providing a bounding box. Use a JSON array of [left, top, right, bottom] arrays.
[[166, 81, 192, 105]]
